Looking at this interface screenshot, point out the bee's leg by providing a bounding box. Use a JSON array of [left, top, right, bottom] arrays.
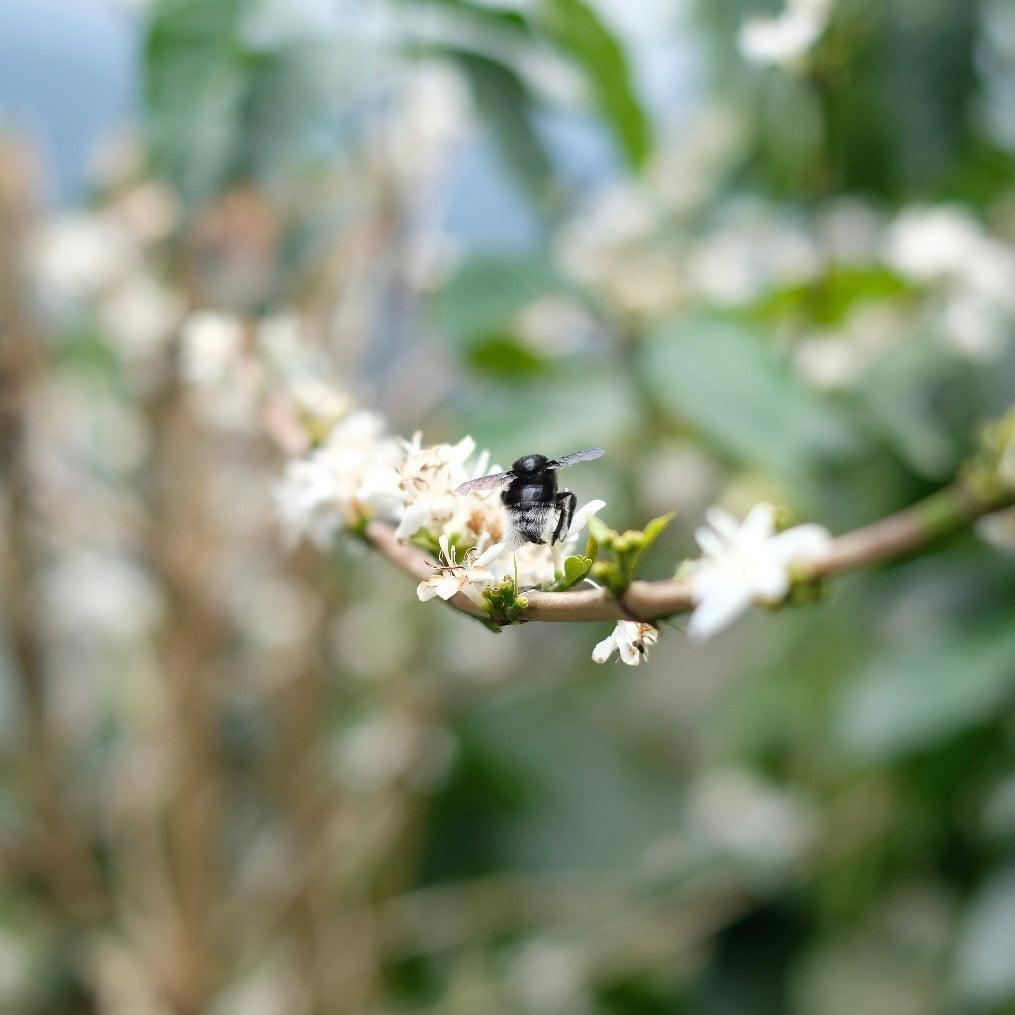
[[551, 490, 577, 545]]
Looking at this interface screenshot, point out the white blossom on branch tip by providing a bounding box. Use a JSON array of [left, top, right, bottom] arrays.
[[686, 503, 831, 642], [274, 410, 402, 547], [592, 620, 660, 666]]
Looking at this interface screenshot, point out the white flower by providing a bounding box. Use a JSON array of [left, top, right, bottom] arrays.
[[360, 433, 504, 544], [417, 535, 505, 605], [335, 711, 454, 793], [275, 410, 400, 546], [99, 273, 183, 360], [179, 310, 246, 386], [739, 0, 832, 68], [287, 377, 352, 426], [592, 620, 660, 666], [40, 551, 165, 641], [884, 205, 987, 283], [27, 211, 136, 310], [687, 503, 831, 641], [977, 508, 1015, 554], [941, 292, 1008, 362]]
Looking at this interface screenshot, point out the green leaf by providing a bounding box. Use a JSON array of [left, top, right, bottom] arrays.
[[435, 254, 572, 351], [745, 268, 911, 328], [643, 316, 862, 484], [535, 0, 651, 168], [403, 0, 532, 35], [640, 511, 675, 549], [551, 553, 594, 592], [834, 619, 1015, 759], [144, 0, 250, 203], [466, 333, 549, 378]]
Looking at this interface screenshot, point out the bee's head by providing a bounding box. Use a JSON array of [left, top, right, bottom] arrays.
[[511, 453, 548, 476]]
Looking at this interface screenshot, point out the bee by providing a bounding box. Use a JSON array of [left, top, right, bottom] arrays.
[[455, 448, 604, 549]]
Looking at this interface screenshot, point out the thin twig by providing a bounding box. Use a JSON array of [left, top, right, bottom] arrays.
[[364, 479, 1014, 625]]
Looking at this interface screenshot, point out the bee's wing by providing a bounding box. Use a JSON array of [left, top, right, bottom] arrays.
[[455, 471, 512, 495], [549, 447, 605, 469]]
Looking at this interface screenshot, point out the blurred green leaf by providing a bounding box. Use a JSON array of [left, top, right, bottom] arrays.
[[466, 333, 548, 378], [435, 253, 573, 348], [854, 336, 962, 480], [834, 619, 1015, 759], [746, 268, 912, 328], [144, 0, 250, 203], [408, 0, 532, 35], [643, 317, 862, 483], [535, 0, 651, 168]]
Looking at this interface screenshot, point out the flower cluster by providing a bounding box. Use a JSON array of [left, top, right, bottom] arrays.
[[275, 392, 845, 666], [274, 404, 605, 600]]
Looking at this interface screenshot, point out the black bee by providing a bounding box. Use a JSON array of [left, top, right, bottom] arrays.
[[455, 448, 604, 549]]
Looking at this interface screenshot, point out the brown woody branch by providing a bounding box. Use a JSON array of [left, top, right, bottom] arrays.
[[364, 478, 1014, 625]]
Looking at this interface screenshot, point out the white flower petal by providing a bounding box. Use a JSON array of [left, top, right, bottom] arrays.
[[567, 498, 606, 539], [704, 507, 741, 542], [417, 582, 439, 602], [768, 523, 832, 563], [475, 542, 506, 567], [740, 502, 777, 544], [618, 637, 643, 665], [592, 632, 617, 664], [694, 525, 728, 559], [753, 562, 791, 601], [687, 586, 755, 642], [434, 577, 463, 601]]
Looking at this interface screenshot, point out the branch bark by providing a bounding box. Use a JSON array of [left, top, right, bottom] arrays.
[[364, 479, 1014, 625]]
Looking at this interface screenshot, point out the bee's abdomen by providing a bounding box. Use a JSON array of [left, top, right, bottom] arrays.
[[508, 503, 553, 544]]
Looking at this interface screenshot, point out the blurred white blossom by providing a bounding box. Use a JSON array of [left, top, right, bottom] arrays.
[[275, 410, 401, 547], [794, 336, 866, 390], [941, 292, 1008, 361], [687, 203, 822, 305], [739, 0, 833, 68], [688, 767, 817, 873], [40, 551, 165, 642], [336, 712, 455, 793], [977, 508, 1015, 553], [885, 205, 990, 283], [592, 620, 660, 666], [27, 211, 136, 311], [507, 938, 591, 1014], [179, 310, 246, 386], [99, 274, 183, 361], [955, 867, 1015, 1007], [687, 503, 831, 641]]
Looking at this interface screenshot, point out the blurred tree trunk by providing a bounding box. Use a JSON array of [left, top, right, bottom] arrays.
[[0, 137, 106, 923]]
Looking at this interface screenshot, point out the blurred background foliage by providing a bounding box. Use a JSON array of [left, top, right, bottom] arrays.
[[1, 0, 1015, 1012]]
